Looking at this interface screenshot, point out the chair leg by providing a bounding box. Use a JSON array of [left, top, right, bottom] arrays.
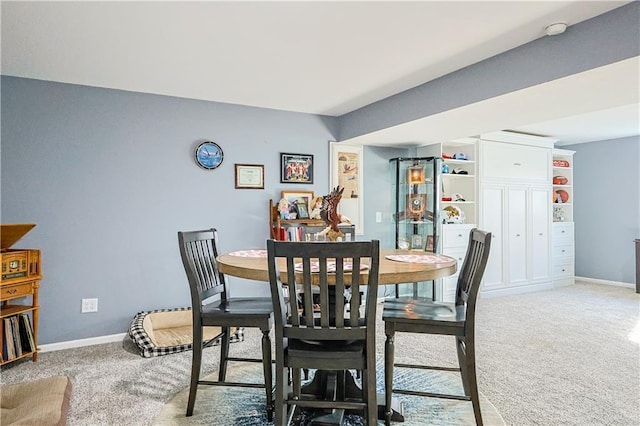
[[456, 336, 470, 396], [261, 329, 274, 421], [218, 327, 231, 382], [365, 353, 377, 425], [187, 324, 203, 416], [292, 368, 302, 399], [463, 337, 483, 426], [274, 362, 289, 426], [384, 331, 395, 426]]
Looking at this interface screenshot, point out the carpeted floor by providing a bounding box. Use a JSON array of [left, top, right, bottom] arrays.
[[1, 282, 638, 425]]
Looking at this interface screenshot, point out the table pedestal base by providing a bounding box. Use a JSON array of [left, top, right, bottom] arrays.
[[299, 369, 404, 424]]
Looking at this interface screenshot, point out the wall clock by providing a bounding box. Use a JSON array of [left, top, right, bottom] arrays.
[[194, 141, 224, 170]]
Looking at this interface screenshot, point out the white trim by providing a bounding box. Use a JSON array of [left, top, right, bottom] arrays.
[[575, 276, 635, 289], [481, 281, 554, 298], [479, 130, 557, 147], [39, 332, 127, 353]]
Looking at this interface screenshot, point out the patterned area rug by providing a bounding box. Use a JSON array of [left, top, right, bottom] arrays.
[[154, 362, 505, 425]]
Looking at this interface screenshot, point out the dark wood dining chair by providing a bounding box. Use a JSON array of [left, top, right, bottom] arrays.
[[178, 229, 274, 419], [266, 239, 380, 426], [382, 228, 491, 425]]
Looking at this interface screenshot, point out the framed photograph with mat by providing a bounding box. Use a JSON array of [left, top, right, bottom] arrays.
[[411, 234, 423, 250], [425, 235, 435, 252], [281, 190, 315, 219]]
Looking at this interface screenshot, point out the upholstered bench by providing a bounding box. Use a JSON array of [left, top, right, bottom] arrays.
[[129, 307, 243, 357], [1, 375, 72, 426]]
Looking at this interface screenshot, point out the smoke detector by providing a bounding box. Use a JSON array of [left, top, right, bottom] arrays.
[[545, 22, 568, 36]]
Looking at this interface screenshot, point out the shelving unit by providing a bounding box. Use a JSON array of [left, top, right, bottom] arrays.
[[269, 199, 326, 241], [1, 224, 41, 366], [418, 139, 477, 302], [389, 156, 441, 298], [552, 148, 576, 287], [419, 138, 478, 226], [552, 148, 575, 222]]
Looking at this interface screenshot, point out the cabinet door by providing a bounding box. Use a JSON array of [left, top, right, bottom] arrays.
[[530, 187, 551, 281], [480, 185, 505, 290], [507, 187, 528, 285], [481, 141, 551, 182]]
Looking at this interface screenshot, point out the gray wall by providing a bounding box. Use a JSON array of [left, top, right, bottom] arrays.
[[360, 146, 411, 249], [1, 77, 338, 344], [564, 136, 640, 284]]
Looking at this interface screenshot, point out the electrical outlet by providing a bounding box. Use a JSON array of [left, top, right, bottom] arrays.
[[81, 298, 98, 313]]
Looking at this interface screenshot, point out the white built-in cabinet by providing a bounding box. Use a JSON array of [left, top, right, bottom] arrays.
[[552, 222, 575, 286], [478, 131, 556, 297], [414, 132, 573, 298], [552, 148, 576, 286]]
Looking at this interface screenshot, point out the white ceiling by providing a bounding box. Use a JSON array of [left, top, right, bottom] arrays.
[[2, 1, 638, 146]]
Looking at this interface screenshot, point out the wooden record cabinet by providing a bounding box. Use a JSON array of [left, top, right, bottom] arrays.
[[1, 224, 42, 365]]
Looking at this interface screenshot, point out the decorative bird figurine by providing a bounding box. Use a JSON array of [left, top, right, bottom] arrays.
[[317, 186, 352, 241]]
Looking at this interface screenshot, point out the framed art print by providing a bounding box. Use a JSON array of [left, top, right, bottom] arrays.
[[330, 142, 363, 235], [280, 153, 313, 184]]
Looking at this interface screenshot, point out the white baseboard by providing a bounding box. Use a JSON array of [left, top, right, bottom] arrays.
[[575, 276, 635, 289], [39, 332, 127, 353]]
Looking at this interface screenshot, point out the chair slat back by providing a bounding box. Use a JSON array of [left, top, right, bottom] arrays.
[[267, 240, 380, 343], [455, 229, 492, 321], [178, 229, 226, 314]]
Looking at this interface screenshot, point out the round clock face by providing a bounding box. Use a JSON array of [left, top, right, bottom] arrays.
[[195, 141, 223, 170]]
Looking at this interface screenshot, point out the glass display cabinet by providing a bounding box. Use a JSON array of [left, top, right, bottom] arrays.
[[389, 157, 442, 298]]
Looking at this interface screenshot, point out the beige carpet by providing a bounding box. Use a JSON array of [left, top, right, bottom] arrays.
[[1, 282, 636, 425], [154, 362, 505, 425]]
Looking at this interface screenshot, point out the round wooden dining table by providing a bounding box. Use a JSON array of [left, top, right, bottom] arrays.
[[217, 248, 457, 285], [217, 247, 457, 424]]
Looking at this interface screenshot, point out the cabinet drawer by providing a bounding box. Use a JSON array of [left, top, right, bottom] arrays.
[[481, 141, 550, 182], [552, 222, 574, 244], [443, 248, 466, 276], [441, 275, 458, 303], [552, 244, 574, 259], [442, 225, 475, 249], [553, 262, 574, 278], [1, 281, 35, 301]]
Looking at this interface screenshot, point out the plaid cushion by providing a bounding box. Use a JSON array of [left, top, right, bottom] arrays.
[[128, 307, 244, 358]]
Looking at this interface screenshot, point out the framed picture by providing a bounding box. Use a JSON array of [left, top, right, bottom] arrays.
[[281, 190, 315, 220], [425, 235, 435, 252], [234, 164, 264, 189], [280, 153, 313, 184], [411, 234, 423, 250], [296, 203, 310, 219], [330, 142, 363, 235]]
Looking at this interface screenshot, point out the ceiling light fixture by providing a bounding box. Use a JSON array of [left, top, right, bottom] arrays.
[[545, 22, 568, 36]]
